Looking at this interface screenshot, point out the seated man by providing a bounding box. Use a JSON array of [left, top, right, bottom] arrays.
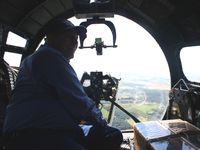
[[3, 18, 122, 150]]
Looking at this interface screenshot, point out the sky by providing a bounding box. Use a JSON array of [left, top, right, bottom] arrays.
[[69, 15, 170, 80], [180, 46, 200, 81]]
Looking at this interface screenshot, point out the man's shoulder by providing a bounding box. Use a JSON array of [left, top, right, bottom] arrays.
[[31, 45, 70, 68], [34, 45, 63, 60], [36, 45, 57, 55]]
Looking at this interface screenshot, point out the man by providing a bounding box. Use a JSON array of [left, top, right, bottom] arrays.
[[3, 18, 122, 150]]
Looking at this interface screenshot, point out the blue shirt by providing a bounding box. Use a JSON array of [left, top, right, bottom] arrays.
[[3, 45, 105, 132]]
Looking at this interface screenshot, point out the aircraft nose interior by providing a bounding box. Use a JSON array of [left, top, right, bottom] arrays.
[[1, 0, 200, 149]]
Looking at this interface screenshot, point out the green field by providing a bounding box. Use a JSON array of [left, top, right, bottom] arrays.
[[101, 102, 162, 129]]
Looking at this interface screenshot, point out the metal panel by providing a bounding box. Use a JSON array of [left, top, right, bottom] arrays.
[[18, 18, 41, 36], [44, 0, 68, 16], [59, 0, 73, 10], [0, 1, 23, 25], [31, 6, 53, 26]]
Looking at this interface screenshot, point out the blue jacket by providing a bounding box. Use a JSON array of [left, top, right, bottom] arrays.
[[3, 45, 106, 132]]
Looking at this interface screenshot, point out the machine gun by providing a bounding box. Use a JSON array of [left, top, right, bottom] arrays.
[[81, 71, 118, 106], [81, 71, 140, 123], [168, 79, 200, 127]]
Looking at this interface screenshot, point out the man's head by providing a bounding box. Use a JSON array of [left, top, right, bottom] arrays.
[[45, 19, 87, 59]]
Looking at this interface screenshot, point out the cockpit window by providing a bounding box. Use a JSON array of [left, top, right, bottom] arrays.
[[180, 46, 200, 82], [69, 15, 170, 130], [6, 31, 27, 48], [4, 52, 22, 67], [3, 31, 26, 67]]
